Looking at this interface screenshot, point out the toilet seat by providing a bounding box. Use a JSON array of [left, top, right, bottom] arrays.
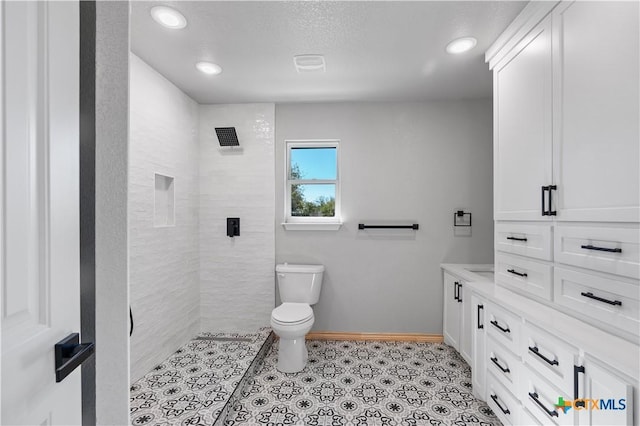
[[271, 303, 313, 325]]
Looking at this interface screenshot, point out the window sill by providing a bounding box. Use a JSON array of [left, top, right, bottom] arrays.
[[282, 222, 343, 231]]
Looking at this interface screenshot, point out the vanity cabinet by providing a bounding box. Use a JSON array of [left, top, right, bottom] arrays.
[[443, 272, 461, 350], [443, 272, 473, 364], [470, 293, 486, 399]]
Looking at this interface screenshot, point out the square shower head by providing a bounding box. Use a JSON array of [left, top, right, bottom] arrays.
[[215, 127, 240, 146]]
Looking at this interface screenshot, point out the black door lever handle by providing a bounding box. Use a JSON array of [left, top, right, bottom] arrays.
[[55, 333, 95, 382]]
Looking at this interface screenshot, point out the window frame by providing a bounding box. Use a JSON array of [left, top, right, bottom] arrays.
[[284, 140, 341, 225]]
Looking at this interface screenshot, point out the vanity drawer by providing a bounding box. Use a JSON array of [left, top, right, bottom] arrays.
[[495, 252, 553, 301], [554, 225, 640, 279], [496, 223, 552, 261], [486, 302, 521, 355], [486, 335, 520, 393], [554, 267, 640, 336], [521, 368, 574, 426], [486, 372, 520, 426], [521, 322, 577, 396]]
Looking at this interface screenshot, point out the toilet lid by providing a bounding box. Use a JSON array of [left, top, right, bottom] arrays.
[[272, 303, 313, 324]]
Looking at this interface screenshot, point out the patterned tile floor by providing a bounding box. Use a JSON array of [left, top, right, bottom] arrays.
[[129, 328, 272, 426], [226, 339, 500, 425]]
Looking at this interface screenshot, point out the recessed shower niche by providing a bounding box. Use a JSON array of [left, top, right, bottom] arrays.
[[154, 173, 175, 227]]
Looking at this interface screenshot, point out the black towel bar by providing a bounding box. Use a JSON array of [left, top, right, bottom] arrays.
[[358, 224, 419, 230]]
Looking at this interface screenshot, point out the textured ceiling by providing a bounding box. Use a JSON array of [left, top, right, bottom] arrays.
[[130, 1, 526, 104]]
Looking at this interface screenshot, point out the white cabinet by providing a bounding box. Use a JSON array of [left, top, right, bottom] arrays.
[[552, 1, 639, 223], [493, 15, 553, 221], [459, 284, 473, 364], [471, 293, 486, 399], [443, 272, 461, 350], [577, 358, 634, 426], [442, 272, 472, 365], [493, 1, 639, 223]]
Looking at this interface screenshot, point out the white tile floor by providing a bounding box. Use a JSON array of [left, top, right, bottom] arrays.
[[226, 339, 499, 425], [130, 331, 500, 426]]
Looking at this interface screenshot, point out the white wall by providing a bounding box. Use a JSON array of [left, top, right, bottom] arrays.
[[275, 100, 494, 334], [129, 54, 200, 382], [199, 104, 276, 333]]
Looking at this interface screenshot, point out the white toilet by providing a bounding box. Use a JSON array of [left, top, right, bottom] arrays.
[[271, 263, 324, 373]]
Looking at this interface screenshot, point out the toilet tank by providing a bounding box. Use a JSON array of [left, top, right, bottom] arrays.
[[276, 263, 324, 304]]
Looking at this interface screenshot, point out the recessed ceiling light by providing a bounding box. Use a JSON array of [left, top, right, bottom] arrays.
[[150, 6, 187, 29], [196, 62, 222, 75], [446, 37, 477, 54]]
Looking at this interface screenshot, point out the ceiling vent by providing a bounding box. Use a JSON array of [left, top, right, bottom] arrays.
[[293, 55, 326, 73]]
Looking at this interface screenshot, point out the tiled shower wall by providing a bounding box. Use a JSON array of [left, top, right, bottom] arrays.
[[130, 56, 276, 380], [129, 54, 201, 382], [199, 104, 276, 333]]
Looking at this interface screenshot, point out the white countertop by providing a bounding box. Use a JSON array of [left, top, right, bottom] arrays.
[[441, 263, 640, 382]]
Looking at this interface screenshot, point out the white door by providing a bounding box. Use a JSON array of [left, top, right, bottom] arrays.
[[493, 15, 553, 221], [1, 1, 82, 425], [470, 293, 486, 399], [442, 273, 460, 349], [552, 1, 640, 222]]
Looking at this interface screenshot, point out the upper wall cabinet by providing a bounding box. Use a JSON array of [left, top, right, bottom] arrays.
[[493, 16, 553, 221], [552, 1, 639, 222], [490, 1, 639, 222]]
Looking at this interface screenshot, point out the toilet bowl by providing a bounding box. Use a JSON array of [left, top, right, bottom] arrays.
[[270, 303, 314, 373], [271, 264, 324, 373]]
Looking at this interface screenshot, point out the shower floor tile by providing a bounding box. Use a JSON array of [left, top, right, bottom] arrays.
[[225, 340, 500, 426], [129, 328, 273, 426]]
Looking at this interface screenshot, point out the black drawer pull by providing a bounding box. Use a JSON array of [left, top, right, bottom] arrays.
[[580, 244, 622, 253], [528, 346, 558, 366], [491, 356, 510, 373], [490, 320, 510, 334], [507, 268, 528, 278], [477, 304, 484, 329], [580, 291, 622, 306], [490, 394, 511, 415], [454, 282, 460, 301], [507, 236, 528, 242], [529, 392, 558, 417]]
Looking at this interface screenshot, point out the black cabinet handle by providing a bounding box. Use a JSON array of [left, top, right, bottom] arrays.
[[490, 394, 511, 415], [580, 244, 622, 253], [491, 356, 510, 373], [581, 291, 622, 306], [55, 333, 95, 383], [454, 282, 459, 301], [541, 185, 557, 216], [548, 185, 557, 216], [574, 365, 585, 408], [507, 236, 528, 242], [541, 186, 548, 216], [528, 346, 558, 366], [458, 282, 463, 303], [477, 304, 484, 329], [490, 320, 510, 334], [507, 268, 528, 278], [529, 392, 558, 417]]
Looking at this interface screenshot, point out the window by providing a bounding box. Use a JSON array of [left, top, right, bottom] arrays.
[[285, 140, 341, 228]]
